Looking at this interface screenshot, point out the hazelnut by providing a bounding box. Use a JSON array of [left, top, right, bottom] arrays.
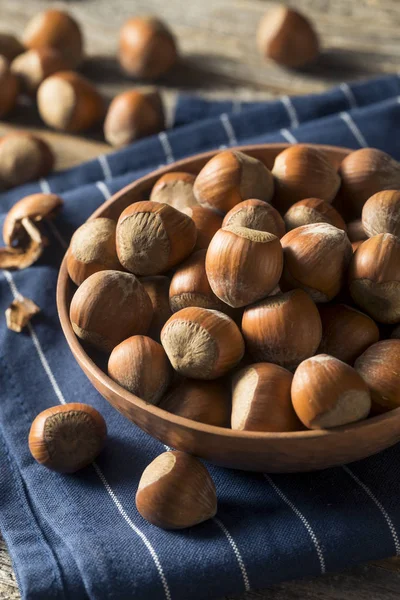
[[67, 218, 122, 286], [3, 193, 62, 247], [193, 150, 274, 214], [222, 199, 285, 238], [292, 354, 371, 429], [355, 340, 400, 413], [232, 363, 301, 432], [241, 289, 322, 370], [116, 200, 197, 275], [37, 71, 104, 132], [362, 190, 400, 238], [160, 379, 230, 427], [151, 172, 197, 211], [0, 133, 54, 190], [206, 225, 283, 308], [182, 206, 222, 250], [161, 307, 244, 379], [108, 335, 171, 404], [349, 233, 400, 324], [11, 48, 69, 94], [0, 33, 24, 62], [141, 276, 172, 342], [104, 88, 164, 147], [257, 6, 319, 68], [318, 304, 379, 365], [29, 403, 107, 472], [352, 240, 364, 253], [70, 270, 153, 352], [0, 56, 19, 118], [136, 451, 217, 529], [22, 9, 84, 69], [339, 148, 400, 218], [272, 145, 341, 213], [346, 219, 367, 243], [280, 223, 353, 302], [119, 17, 178, 80], [284, 198, 346, 232]]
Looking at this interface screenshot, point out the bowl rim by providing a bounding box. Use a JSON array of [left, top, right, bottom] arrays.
[[56, 142, 400, 442]]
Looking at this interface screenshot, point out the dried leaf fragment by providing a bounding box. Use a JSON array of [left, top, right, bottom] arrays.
[[6, 296, 40, 332]]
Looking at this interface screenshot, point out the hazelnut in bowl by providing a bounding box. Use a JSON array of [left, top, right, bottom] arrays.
[[57, 143, 400, 473]]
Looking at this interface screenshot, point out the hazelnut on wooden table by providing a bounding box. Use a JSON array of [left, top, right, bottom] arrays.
[[0, 132, 54, 190], [362, 190, 400, 238], [11, 47, 69, 94], [355, 340, 400, 413], [0, 33, 24, 62], [284, 198, 346, 232], [136, 451, 217, 529], [0, 56, 19, 118], [140, 276, 172, 342], [222, 199, 285, 238], [151, 172, 197, 211]]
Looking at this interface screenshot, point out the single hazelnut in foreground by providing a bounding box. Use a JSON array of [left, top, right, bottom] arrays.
[[292, 354, 371, 429], [280, 223, 353, 302], [150, 172, 197, 211], [0, 56, 19, 118], [206, 225, 283, 308], [362, 190, 400, 238], [257, 6, 319, 68], [222, 199, 285, 238], [232, 363, 301, 432], [29, 403, 107, 472], [348, 233, 400, 324], [119, 17, 178, 80], [346, 219, 367, 243], [136, 451, 217, 529], [318, 304, 379, 365], [272, 145, 341, 213], [0, 133, 54, 190], [160, 379, 231, 427], [116, 200, 197, 275], [11, 48, 69, 93], [104, 88, 164, 147], [140, 276, 172, 342], [355, 340, 400, 413], [284, 198, 346, 232], [70, 270, 153, 352], [22, 9, 84, 69], [194, 150, 274, 213], [67, 218, 122, 286], [0, 33, 24, 62], [108, 335, 171, 404], [161, 307, 244, 379], [37, 71, 104, 132], [242, 289, 322, 370], [182, 205, 223, 250]]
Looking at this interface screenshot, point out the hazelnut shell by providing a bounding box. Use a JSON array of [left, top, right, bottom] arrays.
[[223, 198, 285, 238], [355, 340, 400, 413], [362, 190, 400, 238], [151, 172, 197, 212], [284, 197, 346, 232], [0, 133, 54, 190], [182, 205, 223, 250], [0, 56, 19, 118], [140, 276, 172, 342]]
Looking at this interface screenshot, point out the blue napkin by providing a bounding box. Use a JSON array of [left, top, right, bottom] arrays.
[[1, 74, 400, 600]]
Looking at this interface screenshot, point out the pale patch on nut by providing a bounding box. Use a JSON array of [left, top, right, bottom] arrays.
[[37, 77, 76, 130], [138, 452, 176, 490], [161, 319, 217, 378], [223, 224, 277, 243], [231, 367, 259, 430], [313, 390, 371, 428]]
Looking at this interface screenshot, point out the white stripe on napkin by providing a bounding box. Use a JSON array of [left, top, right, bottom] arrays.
[[159, 132, 175, 164], [340, 83, 358, 109], [98, 154, 113, 181], [39, 178, 52, 194], [96, 181, 111, 201], [339, 112, 368, 147], [280, 128, 298, 144], [281, 96, 300, 129], [220, 113, 238, 146]]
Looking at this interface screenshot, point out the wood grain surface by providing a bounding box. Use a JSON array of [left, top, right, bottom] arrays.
[[1, 0, 400, 598]]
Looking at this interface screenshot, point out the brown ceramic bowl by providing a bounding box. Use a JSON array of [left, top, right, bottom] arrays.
[[57, 143, 400, 473]]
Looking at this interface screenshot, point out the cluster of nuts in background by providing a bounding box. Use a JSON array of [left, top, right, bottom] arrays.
[[27, 143, 400, 529]]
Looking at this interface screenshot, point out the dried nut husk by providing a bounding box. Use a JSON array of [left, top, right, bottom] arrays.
[[206, 225, 283, 308], [119, 16, 178, 80], [3, 193, 63, 246], [160, 379, 231, 427], [355, 340, 400, 413], [339, 148, 400, 218], [116, 200, 197, 275], [70, 270, 153, 352], [348, 233, 400, 324], [232, 363, 301, 432], [318, 304, 379, 365], [104, 88, 165, 147], [222, 198, 285, 238], [0, 218, 45, 270], [67, 218, 122, 286], [272, 145, 341, 213], [161, 307, 244, 379], [150, 171, 197, 211], [0, 56, 19, 118], [11, 47, 69, 94], [136, 451, 217, 529], [108, 335, 171, 404], [362, 190, 400, 238], [257, 6, 319, 68], [346, 219, 367, 243], [140, 276, 172, 342], [182, 206, 222, 250], [37, 71, 104, 132], [280, 223, 353, 302], [284, 197, 346, 231], [193, 150, 274, 214], [0, 33, 24, 62], [0, 133, 54, 190], [242, 289, 322, 370], [22, 9, 84, 69], [5, 295, 40, 332], [292, 354, 371, 429], [29, 403, 106, 472]]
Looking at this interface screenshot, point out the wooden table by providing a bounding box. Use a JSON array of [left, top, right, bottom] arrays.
[[1, 0, 400, 598]]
